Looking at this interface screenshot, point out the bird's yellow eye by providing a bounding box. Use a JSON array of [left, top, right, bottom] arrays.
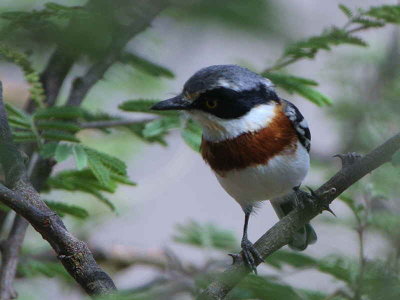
[[205, 99, 218, 109]]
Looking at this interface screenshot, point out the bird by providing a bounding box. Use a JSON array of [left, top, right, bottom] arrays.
[[151, 64, 317, 273]]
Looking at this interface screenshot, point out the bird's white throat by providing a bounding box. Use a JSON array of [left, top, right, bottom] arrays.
[[188, 103, 277, 142]]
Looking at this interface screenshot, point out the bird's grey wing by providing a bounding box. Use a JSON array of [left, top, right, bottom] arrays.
[[281, 99, 311, 152], [271, 195, 317, 251]]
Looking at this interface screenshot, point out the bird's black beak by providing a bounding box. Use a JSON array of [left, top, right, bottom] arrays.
[[151, 95, 191, 111]]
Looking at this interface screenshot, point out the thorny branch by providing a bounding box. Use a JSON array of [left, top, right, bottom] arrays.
[[198, 132, 400, 300]]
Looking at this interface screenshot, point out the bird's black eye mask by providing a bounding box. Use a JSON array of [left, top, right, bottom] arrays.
[[189, 84, 279, 119]]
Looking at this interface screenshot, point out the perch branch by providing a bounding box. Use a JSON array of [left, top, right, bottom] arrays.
[[198, 132, 400, 300], [0, 82, 116, 296]]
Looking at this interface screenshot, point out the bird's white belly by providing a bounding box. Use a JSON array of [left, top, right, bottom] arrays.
[[215, 142, 309, 209]]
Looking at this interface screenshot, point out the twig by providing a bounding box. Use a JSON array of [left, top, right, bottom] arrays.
[[263, 18, 378, 73], [0, 82, 116, 296], [198, 132, 400, 300], [93, 246, 168, 271], [0, 151, 55, 299], [353, 223, 366, 300], [39, 49, 75, 108], [0, 156, 36, 300], [66, 0, 169, 106], [0, 210, 8, 236], [24, 0, 98, 112], [0, 215, 28, 300], [79, 117, 157, 129], [353, 192, 372, 300]]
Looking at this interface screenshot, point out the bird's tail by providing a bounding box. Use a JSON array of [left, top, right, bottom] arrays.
[[271, 193, 317, 251]]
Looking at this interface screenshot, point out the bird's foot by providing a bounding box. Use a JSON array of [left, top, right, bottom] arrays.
[[294, 187, 336, 216], [239, 238, 263, 274], [293, 187, 316, 210]]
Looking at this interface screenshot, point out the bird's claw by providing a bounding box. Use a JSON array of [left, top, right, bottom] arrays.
[[294, 187, 336, 216], [293, 187, 316, 209], [240, 239, 263, 274], [228, 253, 241, 265]]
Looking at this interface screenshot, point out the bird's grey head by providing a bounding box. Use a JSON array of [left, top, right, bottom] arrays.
[[152, 65, 278, 120]]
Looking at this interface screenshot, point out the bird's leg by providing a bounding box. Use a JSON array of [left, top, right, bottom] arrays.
[[240, 212, 263, 274]]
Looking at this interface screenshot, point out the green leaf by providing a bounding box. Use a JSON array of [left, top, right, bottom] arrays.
[[0, 46, 45, 107], [282, 27, 367, 61], [72, 145, 87, 170], [18, 260, 70, 281], [5, 103, 30, 120], [12, 131, 37, 143], [5, 104, 35, 135], [392, 149, 400, 166], [34, 106, 84, 120], [338, 195, 363, 217], [174, 221, 238, 251], [40, 142, 58, 158], [351, 17, 385, 28], [87, 152, 111, 188], [8, 116, 31, 129], [295, 86, 333, 106], [84, 147, 127, 176], [235, 275, 300, 300], [42, 130, 79, 142], [181, 120, 202, 152], [296, 289, 329, 300], [126, 122, 168, 145], [266, 250, 317, 269], [45, 200, 89, 219], [89, 191, 115, 211], [46, 169, 118, 211], [365, 5, 400, 24], [54, 143, 73, 163], [264, 73, 332, 106], [119, 100, 179, 117], [317, 256, 355, 283], [143, 117, 181, 138], [110, 173, 136, 186], [36, 120, 80, 132], [119, 52, 174, 78], [338, 4, 352, 18]]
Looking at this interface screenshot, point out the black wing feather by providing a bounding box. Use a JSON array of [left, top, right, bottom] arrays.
[[281, 99, 311, 152]]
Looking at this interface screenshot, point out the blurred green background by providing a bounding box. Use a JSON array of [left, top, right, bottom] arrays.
[[0, 0, 399, 299]]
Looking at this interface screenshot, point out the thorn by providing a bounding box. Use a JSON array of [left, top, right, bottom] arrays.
[[323, 205, 337, 217], [228, 253, 240, 265], [333, 152, 362, 168]]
